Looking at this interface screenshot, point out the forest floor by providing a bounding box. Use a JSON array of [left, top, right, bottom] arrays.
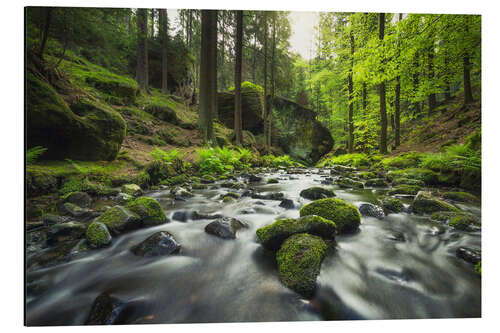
[[391, 88, 481, 156]]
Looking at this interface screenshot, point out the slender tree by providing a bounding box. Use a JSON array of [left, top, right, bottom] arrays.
[[234, 10, 243, 145], [348, 30, 355, 153], [263, 12, 269, 150], [199, 10, 218, 143], [39, 7, 53, 59], [394, 13, 402, 147], [378, 13, 388, 154], [269, 13, 277, 147], [159, 9, 168, 94], [136, 8, 149, 91]]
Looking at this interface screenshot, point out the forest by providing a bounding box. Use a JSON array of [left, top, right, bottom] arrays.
[[25, 7, 481, 325]]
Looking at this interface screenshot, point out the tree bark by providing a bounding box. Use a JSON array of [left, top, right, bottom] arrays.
[[136, 8, 149, 91], [427, 46, 437, 115], [160, 9, 168, 94], [378, 13, 388, 154], [463, 54, 473, 104], [348, 31, 355, 153], [269, 14, 276, 147], [199, 10, 217, 144], [395, 76, 401, 147], [263, 12, 269, 151], [234, 10, 243, 145], [39, 7, 53, 59]]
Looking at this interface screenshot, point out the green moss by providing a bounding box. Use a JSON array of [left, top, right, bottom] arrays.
[[381, 152, 423, 170], [300, 187, 336, 200], [256, 215, 337, 251], [364, 178, 388, 187], [448, 214, 478, 231], [387, 168, 438, 185], [382, 197, 404, 214], [85, 222, 112, 248], [359, 171, 377, 179], [388, 184, 422, 195], [276, 233, 328, 297], [144, 160, 176, 185], [222, 192, 240, 199], [411, 191, 459, 215], [442, 191, 480, 204], [267, 178, 279, 184], [96, 206, 141, 233], [335, 177, 364, 189], [299, 198, 361, 234], [391, 177, 425, 186], [126, 197, 166, 226], [475, 261, 481, 275]]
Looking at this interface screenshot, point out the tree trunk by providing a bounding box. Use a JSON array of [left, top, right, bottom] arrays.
[[427, 46, 437, 115], [378, 13, 388, 154], [252, 31, 257, 83], [395, 76, 401, 147], [263, 12, 269, 151], [220, 14, 225, 90], [412, 53, 421, 114], [136, 8, 148, 91], [348, 31, 354, 153], [234, 10, 243, 145], [160, 9, 168, 94], [199, 10, 217, 144], [269, 14, 277, 148], [463, 54, 473, 104], [188, 10, 193, 49], [39, 7, 53, 59]]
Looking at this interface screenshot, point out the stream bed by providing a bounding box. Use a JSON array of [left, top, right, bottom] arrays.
[[25, 168, 481, 325]]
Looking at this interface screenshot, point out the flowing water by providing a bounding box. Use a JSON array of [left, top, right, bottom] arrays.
[[25, 168, 481, 325]]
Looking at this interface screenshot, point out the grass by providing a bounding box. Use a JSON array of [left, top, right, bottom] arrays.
[[26, 146, 47, 165]]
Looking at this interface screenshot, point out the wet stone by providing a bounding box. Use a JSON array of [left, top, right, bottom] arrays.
[[172, 211, 189, 222], [85, 293, 126, 325], [456, 247, 481, 265], [205, 217, 248, 239], [279, 199, 295, 209], [359, 203, 385, 219], [131, 231, 181, 257]]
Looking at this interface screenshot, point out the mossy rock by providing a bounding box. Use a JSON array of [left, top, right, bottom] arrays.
[[200, 175, 216, 184], [85, 222, 112, 248], [386, 168, 438, 185], [84, 74, 138, 105], [256, 215, 337, 251], [460, 169, 481, 192], [126, 197, 167, 226], [300, 187, 336, 200], [391, 177, 425, 187], [299, 198, 361, 234], [276, 233, 328, 298], [267, 178, 279, 184], [449, 214, 479, 231], [388, 184, 422, 195], [364, 178, 388, 187], [26, 170, 58, 197], [222, 192, 240, 199], [335, 177, 364, 189], [144, 103, 179, 124], [359, 171, 377, 179], [192, 183, 207, 190], [442, 191, 480, 204], [144, 160, 176, 185], [411, 191, 459, 215], [26, 72, 126, 161], [95, 206, 141, 234], [121, 184, 143, 197], [475, 261, 481, 275], [382, 197, 404, 214]]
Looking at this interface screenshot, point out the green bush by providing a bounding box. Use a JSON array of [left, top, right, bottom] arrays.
[[317, 153, 371, 168], [150, 147, 184, 164], [26, 146, 47, 165], [381, 152, 423, 170]]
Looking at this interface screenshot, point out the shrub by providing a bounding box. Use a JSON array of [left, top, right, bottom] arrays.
[[150, 147, 184, 163], [381, 152, 423, 170], [26, 146, 47, 165], [317, 153, 371, 168]]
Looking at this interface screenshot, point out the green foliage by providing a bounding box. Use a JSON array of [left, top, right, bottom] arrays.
[[300, 198, 361, 234], [261, 154, 301, 168], [317, 153, 371, 168], [126, 197, 166, 226], [228, 81, 264, 96], [26, 146, 48, 165], [381, 152, 423, 170], [195, 147, 255, 175], [475, 261, 481, 275], [150, 147, 184, 164]]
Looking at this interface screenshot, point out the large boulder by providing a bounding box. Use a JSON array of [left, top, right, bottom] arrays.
[[131, 231, 180, 257], [95, 206, 141, 234], [126, 197, 167, 226], [300, 198, 361, 234], [205, 217, 248, 239], [270, 97, 334, 164], [26, 72, 126, 161], [85, 222, 112, 248], [256, 215, 336, 251], [410, 191, 459, 215], [276, 233, 328, 297], [300, 187, 336, 200], [217, 83, 264, 134]]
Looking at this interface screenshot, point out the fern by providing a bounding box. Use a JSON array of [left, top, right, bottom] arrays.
[[26, 146, 47, 165]]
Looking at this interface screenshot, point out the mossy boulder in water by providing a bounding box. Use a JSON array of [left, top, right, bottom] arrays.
[[270, 97, 334, 164], [85, 222, 112, 248], [382, 197, 404, 214], [126, 197, 167, 226], [131, 231, 180, 257], [121, 184, 143, 197], [46, 221, 86, 245], [276, 233, 328, 297], [256, 215, 337, 251], [300, 198, 361, 234], [388, 184, 422, 195], [61, 191, 92, 208], [411, 191, 459, 215], [387, 168, 438, 186], [442, 191, 480, 204], [364, 178, 388, 187], [300, 187, 336, 200], [95, 206, 141, 234], [335, 177, 364, 189], [26, 72, 126, 161]]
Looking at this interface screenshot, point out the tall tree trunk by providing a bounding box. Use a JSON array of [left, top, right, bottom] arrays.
[[348, 31, 355, 153], [269, 14, 276, 147], [234, 10, 243, 145], [160, 9, 168, 94], [395, 76, 401, 147], [412, 53, 421, 114], [188, 10, 193, 49], [136, 8, 148, 91], [263, 12, 269, 151], [199, 10, 217, 144], [39, 7, 53, 59], [220, 14, 225, 90], [463, 54, 473, 104], [252, 31, 257, 83], [378, 13, 388, 154], [427, 46, 437, 115], [150, 9, 155, 38]]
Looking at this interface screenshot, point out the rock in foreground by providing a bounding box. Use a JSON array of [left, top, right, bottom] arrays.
[[411, 191, 459, 214], [205, 217, 248, 239], [300, 187, 336, 200], [300, 198, 361, 234], [131, 231, 180, 257], [276, 233, 328, 298]]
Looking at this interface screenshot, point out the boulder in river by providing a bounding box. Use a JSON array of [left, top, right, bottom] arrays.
[[335, 177, 364, 189], [456, 247, 481, 265], [26, 72, 127, 161], [62, 202, 91, 218], [131, 231, 181, 257], [300, 187, 336, 200], [46, 221, 86, 245], [95, 206, 141, 234], [205, 217, 248, 239], [358, 203, 385, 219], [256, 215, 337, 251], [276, 233, 328, 298], [191, 211, 224, 220], [300, 198, 361, 234], [172, 210, 189, 222], [121, 184, 143, 197], [279, 199, 295, 209], [126, 197, 167, 226], [388, 184, 422, 195], [85, 222, 112, 248], [61, 191, 92, 208], [382, 197, 404, 214], [85, 293, 126, 325], [364, 178, 388, 187], [442, 191, 480, 204], [411, 191, 459, 215]]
